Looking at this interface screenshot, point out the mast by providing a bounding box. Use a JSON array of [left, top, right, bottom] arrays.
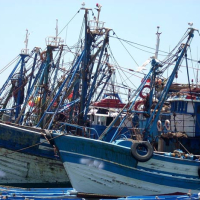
[[96, 3, 102, 27], [78, 4, 109, 126], [78, 7, 94, 127], [155, 26, 161, 59], [145, 28, 196, 140], [15, 30, 30, 119], [24, 29, 29, 55], [100, 28, 197, 142], [39, 20, 63, 128]]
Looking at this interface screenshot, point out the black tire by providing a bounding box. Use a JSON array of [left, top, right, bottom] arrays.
[[131, 141, 153, 162]]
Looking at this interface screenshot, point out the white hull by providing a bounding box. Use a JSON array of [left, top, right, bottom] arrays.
[[138, 154, 198, 177], [64, 161, 197, 197]]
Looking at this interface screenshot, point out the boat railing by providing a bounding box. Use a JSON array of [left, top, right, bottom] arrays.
[[45, 36, 64, 47], [21, 49, 29, 55], [88, 20, 105, 32]]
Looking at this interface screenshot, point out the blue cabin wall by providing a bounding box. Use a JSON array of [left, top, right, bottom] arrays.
[[90, 124, 131, 141], [171, 101, 188, 114]]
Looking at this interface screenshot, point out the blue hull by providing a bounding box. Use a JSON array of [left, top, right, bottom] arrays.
[[0, 122, 69, 187]]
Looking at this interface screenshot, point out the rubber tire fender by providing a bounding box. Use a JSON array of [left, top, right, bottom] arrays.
[[131, 141, 153, 162]]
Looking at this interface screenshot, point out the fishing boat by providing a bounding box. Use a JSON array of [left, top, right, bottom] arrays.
[[0, 30, 71, 187], [0, 4, 126, 187], [52, 27, 200, 196]]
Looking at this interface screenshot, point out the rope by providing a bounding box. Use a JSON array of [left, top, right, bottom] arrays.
[[57, 9, 81, 37], [112, 32, 139, 66], [0, 56, 20, 74]]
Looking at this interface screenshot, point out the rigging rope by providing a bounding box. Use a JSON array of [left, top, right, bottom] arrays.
[[57, 9, 81, 37], [112, 32, 139, 67], [0, 56, 20, 74]]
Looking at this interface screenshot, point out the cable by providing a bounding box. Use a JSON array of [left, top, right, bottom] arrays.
[[110, 31, 200, 63], [112, 32, 139, 66], [0, 56, 20, 74], [57, 9, 81, 37]]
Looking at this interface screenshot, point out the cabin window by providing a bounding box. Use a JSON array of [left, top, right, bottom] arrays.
[[106, 117, 113, 126], [101, 116, 106, 126], [91, 114, 94, 122], [97, 109, 108, 114], [97, 116, 101, 125]]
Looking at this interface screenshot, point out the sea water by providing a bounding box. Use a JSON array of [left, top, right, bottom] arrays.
[[0, 185, 199, 200]]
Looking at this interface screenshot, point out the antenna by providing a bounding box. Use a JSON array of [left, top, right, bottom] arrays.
[[155, 26, 161, 59], [88, 4, 104, 33], [46, 19, 64, 46], [21, 29, 29, 55], [55, 19, 58, 45], [96, 3, 102, 22]]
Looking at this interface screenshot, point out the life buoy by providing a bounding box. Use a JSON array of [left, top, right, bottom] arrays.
[[131, 141, 153, 162], [157, 120, 162, 131], [165, 119, 170, 130], [134, 100, 145, 111], [139, 85, 150, 99]]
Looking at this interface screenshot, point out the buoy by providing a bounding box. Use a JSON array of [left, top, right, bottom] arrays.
[[157, 120, 162, 131], [67, 92, 73, 101], [28, 100, 35, 107], [134, 100, 145, 111], [165, 119, 170, 130], [53, 101, 58, 107], [34, 96, 41, 105], [139, 85, 150, 99]]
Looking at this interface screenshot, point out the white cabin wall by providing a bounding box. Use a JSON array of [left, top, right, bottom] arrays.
[[187, 102, 194, 113]]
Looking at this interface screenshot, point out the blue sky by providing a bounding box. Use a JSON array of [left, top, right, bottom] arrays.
[[0, 0, 200, 93]]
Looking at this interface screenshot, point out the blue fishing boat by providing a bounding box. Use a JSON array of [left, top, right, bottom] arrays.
[[52, 27, 200, 196], [0, 4, 124, 187], [0, 30, 70, 187]]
